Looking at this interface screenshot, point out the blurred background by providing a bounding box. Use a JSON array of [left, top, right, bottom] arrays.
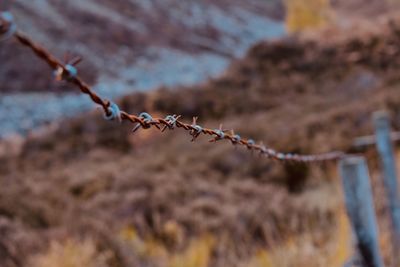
[[2, 0, 400, 266]]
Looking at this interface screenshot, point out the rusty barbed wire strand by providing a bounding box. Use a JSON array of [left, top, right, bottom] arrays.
[[1, 13, 349, 163]]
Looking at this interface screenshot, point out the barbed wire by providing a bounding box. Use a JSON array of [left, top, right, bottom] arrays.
[[0, 11, 349, 163]]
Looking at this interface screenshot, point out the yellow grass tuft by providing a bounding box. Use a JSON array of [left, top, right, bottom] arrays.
[[246, 207, 351, 267], [168, 235, 214, 267], [29, 238, 111, 267]]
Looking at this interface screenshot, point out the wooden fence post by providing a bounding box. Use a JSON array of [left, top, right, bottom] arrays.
[[373, 111, 400, 255], [339, 156, 385, 267]]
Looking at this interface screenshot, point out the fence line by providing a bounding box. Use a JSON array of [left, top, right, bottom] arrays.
[[353, 131, 400, 148], [0, 12, 347, 164]]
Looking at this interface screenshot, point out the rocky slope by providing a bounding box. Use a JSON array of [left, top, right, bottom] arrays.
[[2, 0, 397, 138], [0, 0, 284, 137]]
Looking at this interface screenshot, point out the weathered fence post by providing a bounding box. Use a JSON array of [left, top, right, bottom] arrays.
[[339, 156, 385, 267], [373, 111, 400, 256]]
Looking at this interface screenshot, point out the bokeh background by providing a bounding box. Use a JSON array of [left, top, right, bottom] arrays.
[[2, 0, 400, 266]]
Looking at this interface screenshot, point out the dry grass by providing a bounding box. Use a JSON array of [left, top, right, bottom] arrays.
[[29, 206, 349, 267], [29, 239, 111, 267]]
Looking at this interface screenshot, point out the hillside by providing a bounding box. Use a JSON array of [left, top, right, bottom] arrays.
[[2, 0, 399, 139], [0, 0, 284, 93], [0, 0, 285, 138], [3, 11, 400, 266]]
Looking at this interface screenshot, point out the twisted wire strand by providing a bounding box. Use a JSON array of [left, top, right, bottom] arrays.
[[3, 19, 348, 163]]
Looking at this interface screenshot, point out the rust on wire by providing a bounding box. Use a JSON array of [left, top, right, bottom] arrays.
[[1, 14, 348, 163]]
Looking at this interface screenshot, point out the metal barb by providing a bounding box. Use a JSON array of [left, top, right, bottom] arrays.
[[190, 117, 203, 141], [231, 134, 241, 144], [260, 144, 267, 155], [132, 112, 154, 133], [54, 53, 81, 82], [104, 102, 122, 122], [0, 11, 16, 42], [162, 114, 180, 131], [209, 124, 227, 142]]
